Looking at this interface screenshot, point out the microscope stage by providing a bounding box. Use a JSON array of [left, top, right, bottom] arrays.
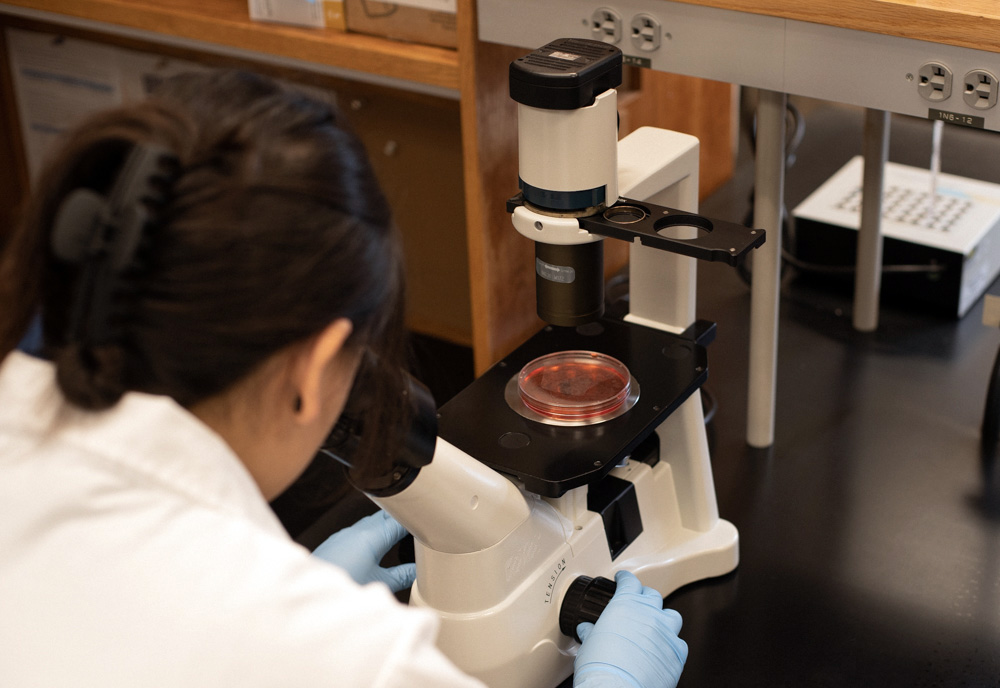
[[436, 318, 709, 497]]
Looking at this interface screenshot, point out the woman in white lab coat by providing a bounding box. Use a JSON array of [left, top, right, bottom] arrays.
[[0, 70, 686, 688]]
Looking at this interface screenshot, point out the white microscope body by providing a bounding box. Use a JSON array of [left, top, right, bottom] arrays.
[[364, 39, 751, 688]]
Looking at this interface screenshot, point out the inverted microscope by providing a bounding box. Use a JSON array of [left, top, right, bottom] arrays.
[[327, 38, 764, 688]]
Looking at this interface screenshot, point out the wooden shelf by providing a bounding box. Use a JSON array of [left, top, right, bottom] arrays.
[[0, 0, 460, 90], [673, 0, 1000, 54]]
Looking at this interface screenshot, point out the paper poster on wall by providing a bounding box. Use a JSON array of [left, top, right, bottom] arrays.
[[6, 28, 124, 181], [6, 27, 340, 186]]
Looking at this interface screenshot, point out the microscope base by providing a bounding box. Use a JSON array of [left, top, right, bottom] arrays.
[[409, 449, 738, 688]]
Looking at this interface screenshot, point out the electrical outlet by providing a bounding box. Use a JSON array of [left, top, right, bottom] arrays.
[[630, 13, 661, 52], [963, 69, 999, 110], [591, 8, 622, 44], [917, 62, 952, 102]]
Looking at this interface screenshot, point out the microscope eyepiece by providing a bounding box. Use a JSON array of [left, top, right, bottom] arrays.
[[319, 357, 437, 498]]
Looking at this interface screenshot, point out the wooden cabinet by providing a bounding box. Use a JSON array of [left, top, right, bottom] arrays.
[[0, 0, 732, 372]]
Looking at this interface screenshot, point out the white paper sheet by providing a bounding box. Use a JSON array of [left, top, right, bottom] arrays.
[[6, 28, 124, 180]]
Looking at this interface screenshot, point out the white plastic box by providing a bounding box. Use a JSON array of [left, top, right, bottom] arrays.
[[793, 156, 1000, 318]]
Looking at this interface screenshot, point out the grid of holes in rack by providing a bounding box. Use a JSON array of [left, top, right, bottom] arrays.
[[834, 185, 974, 232]]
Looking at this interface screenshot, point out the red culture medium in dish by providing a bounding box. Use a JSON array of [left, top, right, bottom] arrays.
[[517, 350, 632, 421]]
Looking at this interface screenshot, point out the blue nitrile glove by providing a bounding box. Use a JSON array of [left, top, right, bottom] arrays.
[[312, 510, 416, 593], [573, 570, 688, 688]]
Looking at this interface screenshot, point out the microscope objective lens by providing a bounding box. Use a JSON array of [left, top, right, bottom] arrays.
[[517, 351, 631, 421]]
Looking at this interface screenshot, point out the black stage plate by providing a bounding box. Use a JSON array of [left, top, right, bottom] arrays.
[[437, 318, 708, 497]]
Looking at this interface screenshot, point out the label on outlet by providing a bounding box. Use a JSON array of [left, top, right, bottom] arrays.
[[623, 55, 652, 68], [929, 109, 985, 129]]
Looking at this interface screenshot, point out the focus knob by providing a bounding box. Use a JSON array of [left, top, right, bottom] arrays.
[[559, 575, 617, 642]]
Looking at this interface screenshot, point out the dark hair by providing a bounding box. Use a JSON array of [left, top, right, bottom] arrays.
[[0, 70, 407, 480]]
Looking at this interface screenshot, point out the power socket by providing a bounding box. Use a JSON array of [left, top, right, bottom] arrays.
[[917, 61, 953, 102], [591, 8, 622, 44], [963, 69, 999, 110], [629, 13, 661, 52]]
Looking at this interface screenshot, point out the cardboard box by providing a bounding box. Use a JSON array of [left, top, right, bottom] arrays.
[[345, 0, 456, 49], [248, 0, 346, 31]]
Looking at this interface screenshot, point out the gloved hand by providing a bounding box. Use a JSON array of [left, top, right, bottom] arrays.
[[573, 570, 688, 688], [312, 510, 416, 593]]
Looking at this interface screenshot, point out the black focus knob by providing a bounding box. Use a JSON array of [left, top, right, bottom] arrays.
[[559, 575, 617, 642]]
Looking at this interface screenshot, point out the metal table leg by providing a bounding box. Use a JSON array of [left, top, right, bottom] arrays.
[[854, 109, 890, 332], [747, 89, 786, 449]]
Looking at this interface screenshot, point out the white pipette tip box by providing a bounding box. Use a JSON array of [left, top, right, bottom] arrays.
[[793, 155, 1000, 318]]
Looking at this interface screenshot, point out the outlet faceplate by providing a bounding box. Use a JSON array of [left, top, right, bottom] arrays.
[[478, 0, 1000, 133], [963, 69, 999, 110], [917, 62, 953, 102], [630, 13, 661, 52], [591, 7, 622, 44]]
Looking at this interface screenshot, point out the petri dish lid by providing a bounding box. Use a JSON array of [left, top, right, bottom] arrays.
[[517, 350, 631, 421]]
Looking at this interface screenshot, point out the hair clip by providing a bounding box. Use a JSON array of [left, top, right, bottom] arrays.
[[50, 143, 177, 346]]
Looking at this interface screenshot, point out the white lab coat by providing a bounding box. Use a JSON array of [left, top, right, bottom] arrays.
[[0, 352, 485, 688]]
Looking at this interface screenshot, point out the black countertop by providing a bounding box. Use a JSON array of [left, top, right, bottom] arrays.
[[666, 261, 1000, 686], [669, 96, 1000, 687]]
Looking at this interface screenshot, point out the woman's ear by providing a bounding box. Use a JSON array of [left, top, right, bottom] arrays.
[[291, 318, 354, 424]]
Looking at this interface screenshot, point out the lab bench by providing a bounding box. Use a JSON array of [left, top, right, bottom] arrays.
[[7, 1, 1000, 685]]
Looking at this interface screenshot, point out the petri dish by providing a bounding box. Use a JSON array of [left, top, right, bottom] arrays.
[[517, 350, 632, 422]]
